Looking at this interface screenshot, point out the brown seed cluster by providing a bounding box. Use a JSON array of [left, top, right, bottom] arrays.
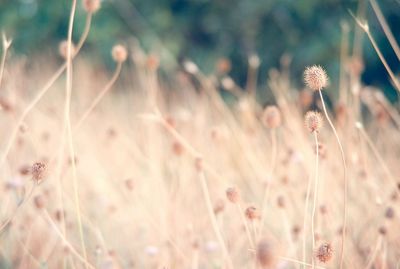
[[305, 111, 323, 133], [315, 242, 333, 263], [304, 65, 328, 91], [262, 105, 281, 129]]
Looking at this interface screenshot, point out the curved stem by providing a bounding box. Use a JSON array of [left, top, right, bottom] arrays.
[[318, 90, 347, 269], [311, 132, 319, 269], [65, 1, 89, 268]]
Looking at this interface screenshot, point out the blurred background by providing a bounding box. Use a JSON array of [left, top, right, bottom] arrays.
[[1, 0, 399, 100]]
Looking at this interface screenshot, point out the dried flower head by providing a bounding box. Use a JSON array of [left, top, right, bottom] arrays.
[[305, 111, 323, 133], [304, 65, 329, 91], [256, 239, 277, 268], [112, 45, 128, 63], [83, 0, 101, 13], [315, 243, 333, 263], [31, 162, 46, 183], [245, 206, 259, 220], [226, 187, 240, 203], [59, 40, 76, 59], [262, 106, 281, 129]]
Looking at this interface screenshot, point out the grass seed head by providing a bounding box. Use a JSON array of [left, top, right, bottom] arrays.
[[315, 242, 333, 263], [305, 111, 323, 133]]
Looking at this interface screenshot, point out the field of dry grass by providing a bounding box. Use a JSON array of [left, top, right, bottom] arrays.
[[1, 1, 400, 269]]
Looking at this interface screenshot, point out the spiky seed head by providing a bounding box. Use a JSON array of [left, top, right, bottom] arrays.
[[305, 111, 323, 133], [304, 65, 328, 91], [262, 106, 281, 129], [59, 40, 76, 59], [315, 243, 333, 263], [226, 187, 240, 203], [245, 206, 259, 220], [256, 239, 277, 268], [83, 0, 101, 13], [112, 45, 128, 63], [31, 162, 46, 183]]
